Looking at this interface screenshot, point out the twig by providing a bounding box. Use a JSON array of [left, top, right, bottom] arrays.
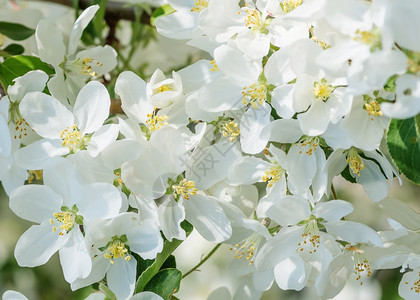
[[182, 243, 221, 279], [30, 0, 152, 23]]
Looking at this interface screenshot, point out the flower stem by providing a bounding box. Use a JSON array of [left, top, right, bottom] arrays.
[[182, 243, 221, 279], [331, 183, 338, 200]]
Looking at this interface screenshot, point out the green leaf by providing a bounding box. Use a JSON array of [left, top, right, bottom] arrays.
[[99, 283, 117, 300], [1, 44, 24, 56], [135, 221, 193, 293], [0, 55, 54, 91], [150, 4, 175, 26], [161, 254, 176, 270], [387, 118, 420, 184], [143, 268, 181, 300], [0, 22, 35, 41], [415, 113, 420, 137]]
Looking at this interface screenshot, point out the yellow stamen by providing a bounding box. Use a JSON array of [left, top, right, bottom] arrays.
[[281, 0, 303, 12], [104, 240, 131, 264], [52, 212, 75, 236], [261, 166, 282, 187], [209, 60, 219, 72], [364, 100, 383, 120], [172, 179, 198, 200], [221, 121, 240, 142], [405, 272, 420, 294], [346, 147, 365, 176], [242, 83, 267, 108], [313, 80, 333, 101], [145, 112, 169, 132], [60, 124, 84, 151], [298, 137, 319, 156], [297, 219, 320, 254], [190, 0, 208, 12]]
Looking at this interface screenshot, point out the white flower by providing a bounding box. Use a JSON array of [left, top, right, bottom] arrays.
[[36, 5, 117, 104], [9, 157, 122, 283], [15, 81, 118, 170], [71, 212, 163, 300]]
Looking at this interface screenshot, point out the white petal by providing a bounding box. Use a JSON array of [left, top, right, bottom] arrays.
[[100, 139, 143, 170], [76, 45, 117, 76], [8, 70, 48, 102], [73, 81, 110, 135], [313, 200, 353, 221], [271, 85, 295, 119], [227, 156, 269, 185], [128, 219, 163, 260], [184, 194, 232, 243], [315, 254, 352, 299], [274, 255, 309, 291], [59, 229, 92, 283], [107, 258, 136, 300], [115, 71, 152, 124], [378, 197, 420, 231], [266, 196, 311, 226], [255, 226, 303, 271], [43, 157, 83, 205], [86, 124, 119, 157], [356, 159, 388, 202], [158, 197, 186, 242], [186, 142, 241, 190], [324, 221, 382, 247], [214, 45, 261, 82], [14, 220, 65, 267], [68, 5, 99, 56], [2, 290, 28, 300], [14, 139, 69, 170], [262, 119, 302, 143], [35, 20, 65, 67], [9, 185, 62, 223], [0, 116, 11, 157], [78, 183, 122, 221], [240, 103, 271, 154], [19, 92, 74, 139]]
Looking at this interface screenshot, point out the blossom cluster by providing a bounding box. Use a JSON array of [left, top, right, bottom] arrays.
[[1, 0, 420, 299]]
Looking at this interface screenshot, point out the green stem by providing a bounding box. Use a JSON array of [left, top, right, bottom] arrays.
[[182, 243, 221, 279]]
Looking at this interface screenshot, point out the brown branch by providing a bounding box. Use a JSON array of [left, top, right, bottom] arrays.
[[31, 0, 151, 23]]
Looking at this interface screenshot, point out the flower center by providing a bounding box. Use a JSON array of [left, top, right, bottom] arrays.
[[242, 6, 262, 29], [242, 83, 267, 108], [9, 101, 34, 140], [346, 147, 365, 176], [261, 166, 283, 187], [172, 179, 198, 200], [104, 235, 131, 264], [155, 84, 173, 94], [353, 28, 381, 51], [60, 124, 84, 152], [221, 120, 240, 142], [281, 0, 303, 12], [297, 218, 320, 254], [190, 0, 209, 12], [354, 258, 372, 285], [63, 57, 101, 77], [50, 212, 75, 236], [230, 232, 264, 264], [145, 111, 169, 133], [363, 100, 383, 120], [313, 79, 333, 102], [298, 136, 319, 156]]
